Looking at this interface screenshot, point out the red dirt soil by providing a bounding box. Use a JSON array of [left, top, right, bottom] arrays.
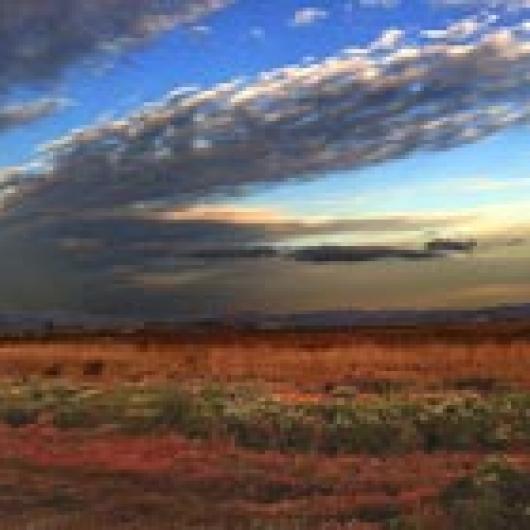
[[1, 424, 529, 526]]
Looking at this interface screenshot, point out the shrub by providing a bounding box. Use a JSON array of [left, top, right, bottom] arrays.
[[440, 458, 530, 530], [82, 360, 105, 377], [387, 459, 530, 530]]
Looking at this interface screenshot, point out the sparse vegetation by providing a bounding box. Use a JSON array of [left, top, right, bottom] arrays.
[[0, 326, 527, 529], [0, 380, 528, 454]]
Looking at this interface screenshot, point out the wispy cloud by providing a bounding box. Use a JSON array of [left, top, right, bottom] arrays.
[[371, 28, 405, 49], [249, 27, 266, 40], [290, 7, 329, 27], [421, 15, 496, 41], [359, 0, 399, 7], [151, 203, 469, 234], [155, 204, 295, 225], [0, 98, 69, 133]]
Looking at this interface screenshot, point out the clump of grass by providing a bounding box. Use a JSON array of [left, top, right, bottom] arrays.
[[450, 377, 511, 394], [82, 360, 105, 377], [0, 381, 46, 427], [43, 363, 63, 378]]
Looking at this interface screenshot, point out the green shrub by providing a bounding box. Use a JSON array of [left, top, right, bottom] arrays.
[[387, 459, 530, 529], [441, 458, 530, 530]]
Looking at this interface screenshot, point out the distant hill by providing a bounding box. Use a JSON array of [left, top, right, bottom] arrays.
[[0, 303, 530, 337]]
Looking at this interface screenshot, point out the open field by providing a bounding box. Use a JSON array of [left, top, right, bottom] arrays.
[[0, 321, 529, 529], [1, 321, 530, 391]]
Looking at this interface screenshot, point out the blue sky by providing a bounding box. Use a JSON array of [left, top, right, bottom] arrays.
[[0, 0, 529, 316]]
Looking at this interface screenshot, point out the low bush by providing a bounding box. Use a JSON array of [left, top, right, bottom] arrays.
[[386, 458, 530, 529]]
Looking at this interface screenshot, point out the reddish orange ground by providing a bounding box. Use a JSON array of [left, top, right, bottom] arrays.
[[0, 322, 529, 392], [0, 323, 528, 529], [1, 423, 529, 529]]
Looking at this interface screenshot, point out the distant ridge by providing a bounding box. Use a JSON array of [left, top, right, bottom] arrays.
[[0, 303, 530, 335], [251, 303, 530, 329]]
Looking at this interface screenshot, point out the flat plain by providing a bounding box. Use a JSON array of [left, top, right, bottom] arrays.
[[0, 321, 529, 529]]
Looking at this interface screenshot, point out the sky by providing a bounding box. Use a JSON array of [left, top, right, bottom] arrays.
[[0, 0, 529, 319]]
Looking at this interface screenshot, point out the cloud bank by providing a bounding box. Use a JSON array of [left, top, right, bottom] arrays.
[[5, 20, 528, 221]]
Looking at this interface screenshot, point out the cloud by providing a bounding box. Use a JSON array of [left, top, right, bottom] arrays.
[[189, 24, 212, 37], [155, 204, 294, 225], [288, 237, 480, 264], [188, 246, 278, 259], [371, 28, 405, 49], [151, 203, 469, 235], [157, 238, 477, 263], [129, 270, 220, 289], [4, 195, 469, 285], [290, 7, 329, 26], [421, 16, 495, 41], [5, 20, 527, 217], [289, 245, 438, 262], [359, 0, 399, 7], [0, 0, 235, 92], [424, 237, 477, 253], [39, 206, 470, 281], [249, 27, 265, 40], [0, 97, 69, 133]]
